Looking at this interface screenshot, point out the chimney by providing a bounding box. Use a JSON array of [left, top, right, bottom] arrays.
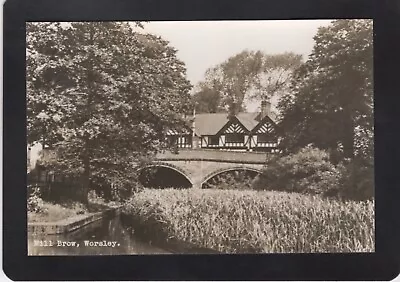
[[228, 102, 239, 119], [260, 100, 271, 119]]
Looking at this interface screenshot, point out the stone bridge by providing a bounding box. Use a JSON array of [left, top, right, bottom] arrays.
[[138, 149, 272, 188]]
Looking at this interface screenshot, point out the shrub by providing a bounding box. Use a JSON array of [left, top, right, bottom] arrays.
[[337, 157, 374, 201], [122, 188, 375, 253], [253, 146, 340, 195], [27, 185, 46, 213]]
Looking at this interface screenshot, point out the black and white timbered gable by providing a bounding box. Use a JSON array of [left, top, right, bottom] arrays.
[[250, 115, 279, 151], [216, 117, 250, 148], [223, 122, 247, 134]]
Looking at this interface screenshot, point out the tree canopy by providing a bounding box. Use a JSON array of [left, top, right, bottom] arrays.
[[27, 22, 192, 203], [193, 50, 302, 115], [192, 83, 224, 113], [278, 19, 373, 160]]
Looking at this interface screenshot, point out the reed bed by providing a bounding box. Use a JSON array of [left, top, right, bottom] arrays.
[[122, 188, 374, 253]]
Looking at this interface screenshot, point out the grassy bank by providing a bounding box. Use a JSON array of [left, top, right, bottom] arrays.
[[122, 188, 374, 253], [27, 201, 111, 223]]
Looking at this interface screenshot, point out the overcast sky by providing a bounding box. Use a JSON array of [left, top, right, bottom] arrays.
[[141, 20, 333, 86]]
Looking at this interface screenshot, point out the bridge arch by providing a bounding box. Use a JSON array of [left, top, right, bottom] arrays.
[[137, 162, 193, 188], [201, 167, 262, 189]]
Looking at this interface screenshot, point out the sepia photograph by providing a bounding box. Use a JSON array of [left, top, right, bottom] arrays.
[[26, 20, 374, 256]]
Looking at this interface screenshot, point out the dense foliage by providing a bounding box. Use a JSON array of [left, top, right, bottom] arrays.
[[27, 22, 192, 204], [122, 188, 374, 253], [337, 157, 374, 201], [253, 147, 341, 195], [278, 19, 373, 160], [27, 185, 46, 213], [253, 146, 374, 201], [192, 85, 224, 113]]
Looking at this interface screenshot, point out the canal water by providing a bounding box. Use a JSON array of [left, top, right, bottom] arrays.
[[28, 214, 171, 255]]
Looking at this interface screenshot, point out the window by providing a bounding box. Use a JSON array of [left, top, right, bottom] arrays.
[[257, 134, 273, 143], [167, 136, 177, 146], [209, 136, 219, 145], [226, 133, 244, 143]]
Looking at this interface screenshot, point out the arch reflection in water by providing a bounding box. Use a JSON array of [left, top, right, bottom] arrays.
[[138, 166, 192, 189]]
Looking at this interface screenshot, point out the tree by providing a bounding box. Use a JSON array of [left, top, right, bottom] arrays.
[[192, 83, 224, 113], [196, 50, 302, 114], [278, 19, 373, 160], [27, 22, 192, 204]]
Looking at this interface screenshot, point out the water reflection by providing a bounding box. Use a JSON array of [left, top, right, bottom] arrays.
[[28, 215, 171, 255]]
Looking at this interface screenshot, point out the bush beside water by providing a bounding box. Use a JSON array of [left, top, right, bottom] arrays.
[[27, 185, 47, 213], [253, 147, 341, 195], [253, 147, 374, 201], [122, 188, 374, 253], [337, 157, 374, 201]]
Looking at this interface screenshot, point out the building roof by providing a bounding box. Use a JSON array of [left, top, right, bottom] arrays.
[[236, 112, 260, 131], [190, 111, 275, 136], [193, 113, 229, 136]]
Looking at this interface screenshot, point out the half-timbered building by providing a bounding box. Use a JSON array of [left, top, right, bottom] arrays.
[[166, 127, 193, 148], [167, 101, 280, 152], [249, 114, 279, 152]]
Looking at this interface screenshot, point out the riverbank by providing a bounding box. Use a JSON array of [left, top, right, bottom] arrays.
[[28, 206, 121, 235], [28, 198, 122, 235], [121, 188, 375, 253], [28, 201, 111, 223]]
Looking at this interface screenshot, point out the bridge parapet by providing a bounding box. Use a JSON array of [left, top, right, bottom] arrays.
[[156, 149, 272, 164]]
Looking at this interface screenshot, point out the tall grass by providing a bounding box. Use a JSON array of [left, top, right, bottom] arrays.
[[122, 189, 374, 253]]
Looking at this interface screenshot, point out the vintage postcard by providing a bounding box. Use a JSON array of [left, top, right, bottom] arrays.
[[26, 20, 374, 256]]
